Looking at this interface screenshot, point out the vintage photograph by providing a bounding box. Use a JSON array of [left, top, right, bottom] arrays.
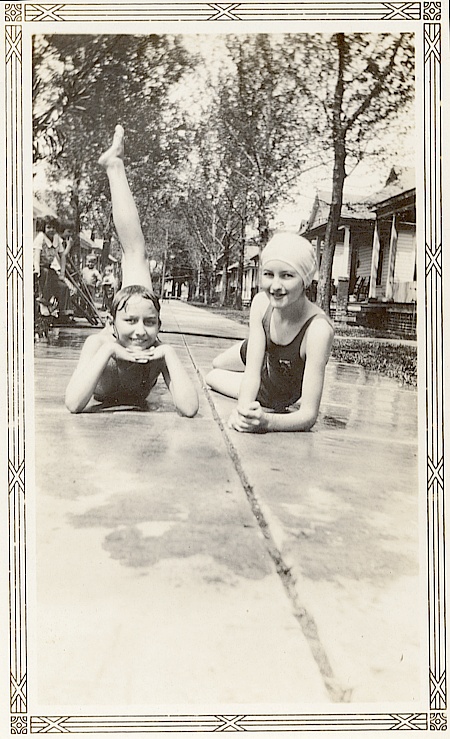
[[2, 2, 447, 736]]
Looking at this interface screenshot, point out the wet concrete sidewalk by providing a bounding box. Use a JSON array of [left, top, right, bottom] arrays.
[[33, 299, 420, 710]]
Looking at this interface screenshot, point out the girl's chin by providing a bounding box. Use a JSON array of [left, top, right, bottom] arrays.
[[269, 294, 287, 304], [121, 339, 151, 349]]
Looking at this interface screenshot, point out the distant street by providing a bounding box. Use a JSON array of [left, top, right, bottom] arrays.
[[33, 299, 420, 708]]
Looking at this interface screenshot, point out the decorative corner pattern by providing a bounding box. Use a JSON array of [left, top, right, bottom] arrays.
[[424, 2, 441, 20], [5, 4, 22, 22], [11, 715, 28, 734], [430, 712, 447, 730]]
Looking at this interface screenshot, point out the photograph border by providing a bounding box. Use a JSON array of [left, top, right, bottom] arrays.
[[4, 1, 446, 734]]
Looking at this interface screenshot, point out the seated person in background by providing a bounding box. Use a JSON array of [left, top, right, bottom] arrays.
[[33, 217, 74, 323]]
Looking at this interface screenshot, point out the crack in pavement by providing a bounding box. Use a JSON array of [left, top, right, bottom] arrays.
[[178, 328, 349, 703]]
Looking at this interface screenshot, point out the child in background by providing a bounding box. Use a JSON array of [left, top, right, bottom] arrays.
[[101, 264, 117, 311], [206, 232, 334, 432], [65, 125, 199, 417], [81, 255, 102, 301], [33, 217, 74, 323]]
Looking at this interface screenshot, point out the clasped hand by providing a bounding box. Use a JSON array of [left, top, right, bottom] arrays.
[[112, 340, 166, 364], [228, 401, 268, 433]]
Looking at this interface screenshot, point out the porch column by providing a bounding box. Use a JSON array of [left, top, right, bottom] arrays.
[[369, 222, 380, 299], [342, 226, 351, 276], [385, 215, 398, 301], [313, 238, 320, 277]]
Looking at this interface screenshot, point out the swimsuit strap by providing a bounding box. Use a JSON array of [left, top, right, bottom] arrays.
[[262, 304, 330, 349]]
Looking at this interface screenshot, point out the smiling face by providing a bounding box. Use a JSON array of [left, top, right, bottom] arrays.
[[44, 224, 56, 241], [114, 294, 160, 349], [261, 259, 305, 309]]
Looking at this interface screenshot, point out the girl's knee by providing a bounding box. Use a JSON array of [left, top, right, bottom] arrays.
[[212, 354, 223, 369], [205, 368, 241, 399], [212, 345, 243, 370], [206, 368, 228, 392]]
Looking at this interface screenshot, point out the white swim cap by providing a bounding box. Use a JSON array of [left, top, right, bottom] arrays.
[[261, 232, 317, 288]]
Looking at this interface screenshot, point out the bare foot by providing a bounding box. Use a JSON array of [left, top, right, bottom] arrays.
[[98, 124, 124, 167]]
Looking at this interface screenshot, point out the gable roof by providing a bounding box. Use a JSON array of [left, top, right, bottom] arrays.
[[364, 167, 415, 208], [303, 167, 415, 234], [303, 191, 374, 233]]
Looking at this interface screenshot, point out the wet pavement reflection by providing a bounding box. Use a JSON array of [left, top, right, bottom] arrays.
[[33, 309, 419, 706]]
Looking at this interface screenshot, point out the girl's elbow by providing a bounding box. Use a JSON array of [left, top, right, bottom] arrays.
[[299, 403, 319, 431], [303, 416, 317, 432], [65, 400, 81, 414], [182, 395, 199, 418], [64, 390, 85, 414], [184, 405, 198, 418]]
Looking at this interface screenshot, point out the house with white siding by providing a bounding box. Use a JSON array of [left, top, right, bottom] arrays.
[[301, 167, 416, 335]]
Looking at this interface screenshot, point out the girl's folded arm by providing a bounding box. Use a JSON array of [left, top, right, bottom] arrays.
[[65, 333, 114, 414], [236, 292, 267, 411], [265, 319, 334, 432], [161, 345, 199, 417]]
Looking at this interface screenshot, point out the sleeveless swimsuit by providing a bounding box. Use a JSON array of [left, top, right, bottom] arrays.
[[240, 305, 331, 412], [94, 354, 164, 405]]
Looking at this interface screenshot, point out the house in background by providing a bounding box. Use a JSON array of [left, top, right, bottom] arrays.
[[301, 167, 416, 336], [214, 244, 259, 305], [300, 189, 375, 299]]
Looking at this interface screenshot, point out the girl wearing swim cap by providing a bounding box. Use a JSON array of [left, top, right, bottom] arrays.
[[206, 231, 334, 432]]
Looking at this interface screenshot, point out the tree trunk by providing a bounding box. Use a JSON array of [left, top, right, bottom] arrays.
[[316, 33, 348, 316], [220, 234, 231, 306], [257, 207, 270, 290], [235, 229, 245, 309], [316, 139, 346, 313]]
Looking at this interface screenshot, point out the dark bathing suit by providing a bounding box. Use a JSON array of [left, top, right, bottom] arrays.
[[94, 354, 165, 405], [240, 305, 330, 412]]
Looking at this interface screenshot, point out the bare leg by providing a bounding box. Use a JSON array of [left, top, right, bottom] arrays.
[[99, 125, 152, 290], [211, 342, 246, 371], [205, 342, 245, 399], [205, 368, 242, 399]]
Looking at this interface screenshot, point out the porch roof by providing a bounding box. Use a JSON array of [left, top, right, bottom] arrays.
[[302, 167, 416, 236]]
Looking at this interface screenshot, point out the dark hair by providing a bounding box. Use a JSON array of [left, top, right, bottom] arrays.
[[111, 284, 161, 321], [59, 220, 75, 233], [36, 216, 59, 233], [45, 216, 59, 230]]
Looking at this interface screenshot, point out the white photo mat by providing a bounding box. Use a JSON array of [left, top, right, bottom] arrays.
[[2, 1, 447, 735]]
